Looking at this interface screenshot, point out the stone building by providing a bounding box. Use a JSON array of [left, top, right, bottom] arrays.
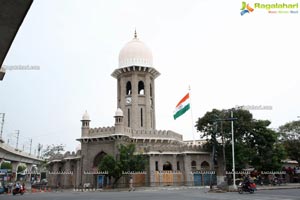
[[48, 32, 221, 188]]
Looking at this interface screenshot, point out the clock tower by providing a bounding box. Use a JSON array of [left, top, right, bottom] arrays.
[[111, 31, 160, 131]]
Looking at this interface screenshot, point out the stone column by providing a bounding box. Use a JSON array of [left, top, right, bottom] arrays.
[[63, 160, 71, 188], [172, 155, 177, 184], [76, 159, 81, 188], [81, 143, 89, 185], [52, 162, 60, 187], [158, 154, 163, 184], [183, 154, 192, 186], [131, 73, 138, 130], [144, 73, 151, 130], [11, 161, 20, 182], [26, 163, 33, 182], [149, 156, 156, 186]]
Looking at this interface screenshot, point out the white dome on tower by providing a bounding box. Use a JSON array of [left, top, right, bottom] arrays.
[[115, 108, 124, 117], [82, 111, 90, 120], [119, 31, 153, 68]]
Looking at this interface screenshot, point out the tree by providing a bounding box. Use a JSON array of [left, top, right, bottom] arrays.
[[17, 164, 26, 173], [196, 108, 286, 171], [0, 161, 12, 170], [279, 120, 300, 140], [42, 144, 65, 158], [98, 143, 147, 187], [279, 120, 300, 163]]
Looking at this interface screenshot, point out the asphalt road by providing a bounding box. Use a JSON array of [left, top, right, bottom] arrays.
[[2, 188, 300, 200]]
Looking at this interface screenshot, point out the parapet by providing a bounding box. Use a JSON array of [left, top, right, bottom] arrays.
[[88, 126, 115, 137], [132, 129, 183, 141]]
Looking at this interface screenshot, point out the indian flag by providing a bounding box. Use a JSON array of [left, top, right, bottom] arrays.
[[173, 93, 190, 120]]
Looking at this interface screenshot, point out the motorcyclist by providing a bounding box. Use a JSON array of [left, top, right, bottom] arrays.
[[243, 175, 251, 189], [15, 182, 21, 192]]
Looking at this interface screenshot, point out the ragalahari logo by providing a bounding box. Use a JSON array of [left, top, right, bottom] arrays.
[[241, 2, 254, 15]]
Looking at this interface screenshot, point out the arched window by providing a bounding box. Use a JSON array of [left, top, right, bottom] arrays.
[[93, 151, 107, 167], [191, 160, 197, 171], [140, 108, 143, 127], [155, 161, 159, 171], [128, 109, 130, 127], [126, 81, 132, 95], [163, 161, 172, 171], [201, 161, 210, 170], [138, 81, 144, 95]]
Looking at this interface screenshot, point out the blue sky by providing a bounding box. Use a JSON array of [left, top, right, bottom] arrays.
[[1, 0, 300, 153]]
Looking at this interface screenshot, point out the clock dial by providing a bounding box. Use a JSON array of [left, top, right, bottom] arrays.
[[126, 97, 132, 104]]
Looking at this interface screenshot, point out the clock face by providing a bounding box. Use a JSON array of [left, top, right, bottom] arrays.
[[126, 97, 132, 104]]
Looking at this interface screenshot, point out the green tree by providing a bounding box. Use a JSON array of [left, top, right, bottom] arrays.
[[0, 161, 12, 170], [196, 108, 285, 171], [17, 164, 26, 173], [279, 120, 300, 140], [98, 143, 147, 187], [279, 120, 300, 163]]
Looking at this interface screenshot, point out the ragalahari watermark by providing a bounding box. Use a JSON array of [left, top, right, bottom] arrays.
[[2, 65, 40, 71], [235, 105, 273, 111]]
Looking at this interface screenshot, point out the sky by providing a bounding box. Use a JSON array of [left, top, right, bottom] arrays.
[[1, 0, 300, 154]]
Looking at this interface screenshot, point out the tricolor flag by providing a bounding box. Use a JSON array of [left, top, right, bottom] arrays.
[[173, 93, 190, 120]]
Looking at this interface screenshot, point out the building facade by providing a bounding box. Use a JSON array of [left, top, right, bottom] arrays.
[[48, 32, 222, 188]]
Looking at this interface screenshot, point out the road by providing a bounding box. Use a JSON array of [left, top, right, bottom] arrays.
[[2, 188, 300, 200]]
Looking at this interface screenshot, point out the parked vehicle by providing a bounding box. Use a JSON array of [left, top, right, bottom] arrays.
[[0, 183, 8, 194], [0, 186, 7, 194], [271, 177, 284, 186]]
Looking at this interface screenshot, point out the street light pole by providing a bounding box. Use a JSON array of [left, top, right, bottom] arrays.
[[15, 130, 20, 150], [231, 110, 237, 190], [0, 113, 5, 142]]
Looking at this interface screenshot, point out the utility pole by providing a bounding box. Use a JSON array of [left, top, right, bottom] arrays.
[[231, 110, 237, 190], [0, 113, 5, 142], [210, 121, 218, 190], [15, 130, 20, 150], [212, 111, 237, 189], [29, 139, 32, 155], [37, 143, 43, 158], [220, 120, 226, 177]]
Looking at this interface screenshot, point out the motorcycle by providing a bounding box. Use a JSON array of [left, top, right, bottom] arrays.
[[271, 177, 282, 186], [12, 187, 25, 195], [238, 181, 256, 194]]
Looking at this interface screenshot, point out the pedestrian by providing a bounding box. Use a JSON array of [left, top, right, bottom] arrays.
[[56, 182, 60, 192], [128, 176, 135, 192]]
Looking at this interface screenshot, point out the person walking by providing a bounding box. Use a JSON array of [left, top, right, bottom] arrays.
[[128, 176, 135, 192]]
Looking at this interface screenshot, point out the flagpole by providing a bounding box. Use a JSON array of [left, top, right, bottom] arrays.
[[188, 86, 196, 144]]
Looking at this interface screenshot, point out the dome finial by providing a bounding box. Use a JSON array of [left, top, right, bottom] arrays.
[[134, 29, 137, 39]]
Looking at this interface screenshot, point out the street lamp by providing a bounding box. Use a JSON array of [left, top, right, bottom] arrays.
[[0, 113, 5, 142], [230, 110, 237, 190], [219, 110, 238, 190], [211, 112, 237, 189]]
